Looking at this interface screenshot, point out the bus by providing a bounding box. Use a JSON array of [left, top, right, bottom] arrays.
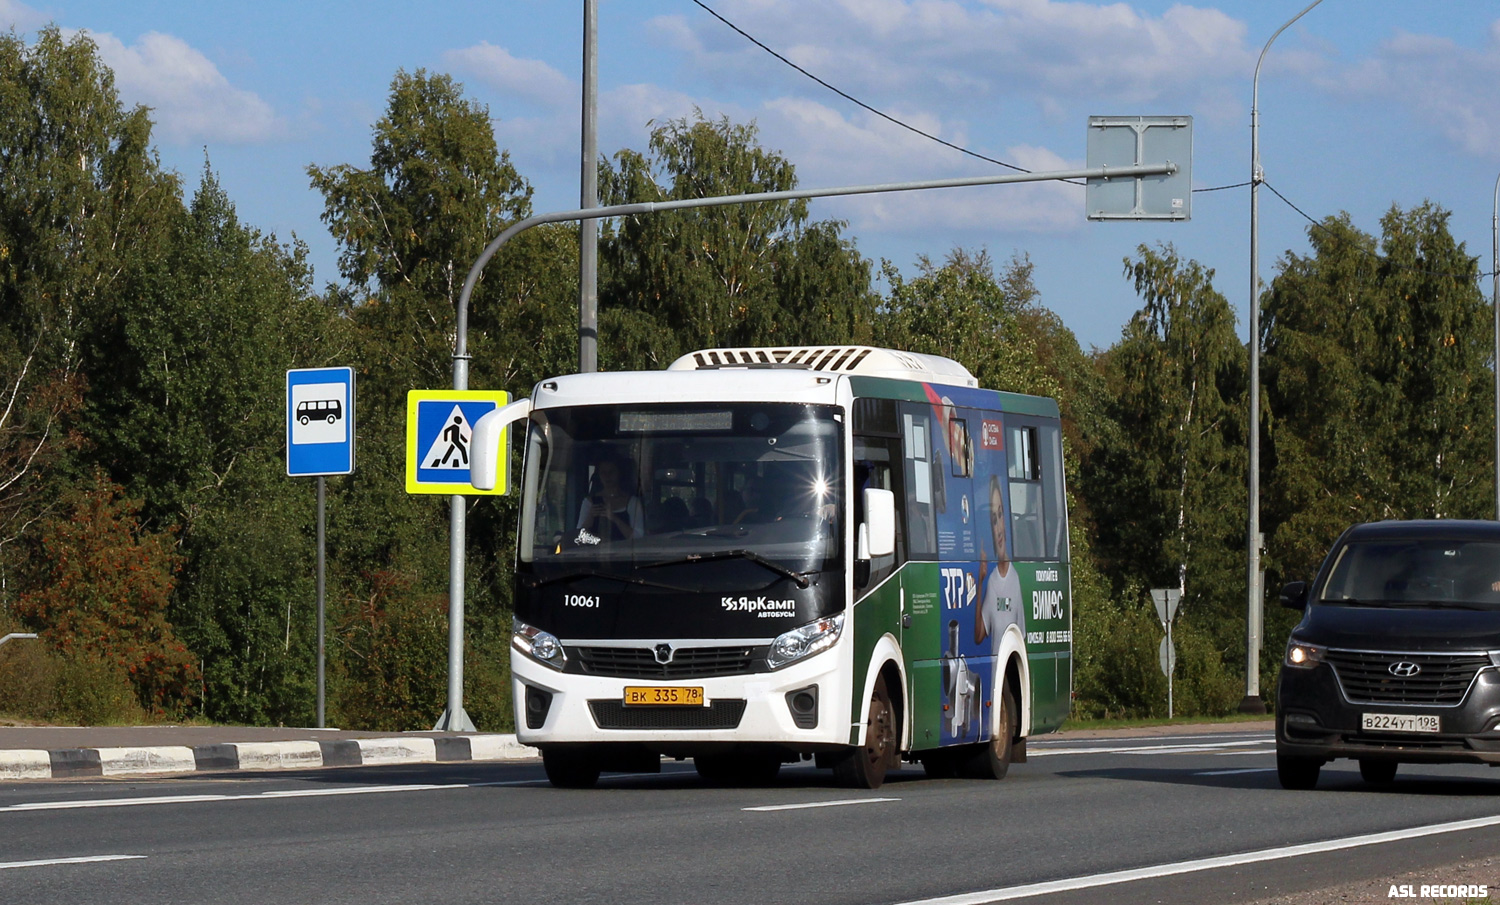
[[470, 345, 1072, 788]]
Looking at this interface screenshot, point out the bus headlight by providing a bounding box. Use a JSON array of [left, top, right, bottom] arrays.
[[768, 613, 844, 670], [513, 621, 567, 671], [1285, 639, 1324, 669]]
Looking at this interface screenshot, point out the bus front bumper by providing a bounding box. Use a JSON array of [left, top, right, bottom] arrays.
[[512, 649, 850, 754]]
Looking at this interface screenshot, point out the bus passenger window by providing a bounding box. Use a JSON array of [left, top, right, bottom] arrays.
[[1038, 424, 1068, 560], [1007, 425, 1044, 560], [903, 410, 937, 560]]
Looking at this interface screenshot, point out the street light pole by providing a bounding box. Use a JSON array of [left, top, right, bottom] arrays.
[[1492, 174, 1500, 521], [1244, 0, 1324, 714], [579, 0, 599, 374]]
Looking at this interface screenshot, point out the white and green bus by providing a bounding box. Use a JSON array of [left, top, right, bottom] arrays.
[[471, 346, 1072, 788]]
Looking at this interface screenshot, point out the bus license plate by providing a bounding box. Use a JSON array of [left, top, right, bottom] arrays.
[[1362, 713, 1439, 733], [623, 686, 705, 707]]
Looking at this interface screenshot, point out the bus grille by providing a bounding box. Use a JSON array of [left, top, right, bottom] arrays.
[[572, 645, 761, 679], [589, 700, 747, 730], [1326, 650, 1488, 706]]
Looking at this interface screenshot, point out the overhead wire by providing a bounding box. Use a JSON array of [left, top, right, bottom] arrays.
[[1262, 180, 1496, 281], [690, 0, 1495, 279], [688, 0, 1246, 193]]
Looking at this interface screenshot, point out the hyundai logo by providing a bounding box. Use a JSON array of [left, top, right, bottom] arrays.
[[1388, 661, 1421, 678], [654, 644, 673, 664]]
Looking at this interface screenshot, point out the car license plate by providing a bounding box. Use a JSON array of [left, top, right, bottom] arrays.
[[623, 686, 705, 707], [1361, 713, 1439, 733]]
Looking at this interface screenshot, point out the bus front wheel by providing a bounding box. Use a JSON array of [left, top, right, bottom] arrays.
[[542, 747, 600, 789], [834, 674, 897, 789], [960, 683, 1016, 780]]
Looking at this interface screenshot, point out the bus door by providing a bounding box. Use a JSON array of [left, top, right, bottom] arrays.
[[897, 404, 947, 751], [1003, 417, 1072, 733]]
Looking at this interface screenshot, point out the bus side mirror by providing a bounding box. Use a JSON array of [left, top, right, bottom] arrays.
[[1280, 581, 1308, 611], [863, 488, 896, 557], [470, 399, 532, 492]]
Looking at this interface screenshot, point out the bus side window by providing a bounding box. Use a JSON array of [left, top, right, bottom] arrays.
[[902, 408, 937, 560], [1006, 425, 1045, 560], [1038, 423, 1068, 560]]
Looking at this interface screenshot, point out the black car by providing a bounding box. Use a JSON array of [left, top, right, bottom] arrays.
[[1276, 519, 1500, 789]]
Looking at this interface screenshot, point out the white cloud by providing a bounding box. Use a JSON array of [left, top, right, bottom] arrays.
[[658, 1, 1255, 118], [0, 0, 46, 32], [444, 43, 575, 108], [79, 30, 281, 144], [1323, 23, 1500, 159]]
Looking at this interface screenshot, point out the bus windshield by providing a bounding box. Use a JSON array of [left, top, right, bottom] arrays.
[[519, 403, 843, 581]]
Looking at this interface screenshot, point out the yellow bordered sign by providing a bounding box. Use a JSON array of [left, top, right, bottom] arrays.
[[404, 390, 510, 495]]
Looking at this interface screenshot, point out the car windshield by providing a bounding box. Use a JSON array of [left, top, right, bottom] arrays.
[[1319, 538, 1500, 607], [518, 402, 842, 579]]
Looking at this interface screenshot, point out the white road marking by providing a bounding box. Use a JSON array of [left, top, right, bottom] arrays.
[[889, 813, 1500, 905], [1028, 738, 1274, 757], [0, 855, 146, 870], [1195, 768, 1277, 776], [744, 797, 900, 812], [0, 784, 462, 813]]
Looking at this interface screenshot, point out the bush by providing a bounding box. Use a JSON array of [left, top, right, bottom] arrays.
[[0, 637, 58, 718], [0, 641, 146, 725], [52, 655, 147, 725]]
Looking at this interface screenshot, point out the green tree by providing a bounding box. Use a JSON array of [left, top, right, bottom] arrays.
[[0, 27, 179, 609], [69, 163, 338, 725], [875, 249, 1056, 398], [311, 69, 575, 729], [1089, 245, 1248, 605], [598, 114, 876, 368], [1263, 204, 1495, 581], [1078, 246, 1248, 715]]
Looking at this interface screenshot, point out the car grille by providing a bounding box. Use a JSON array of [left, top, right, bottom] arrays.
[[571, 645, 761, 679], [589, 699, 747, 730], [1326, 649, 1489, 706]]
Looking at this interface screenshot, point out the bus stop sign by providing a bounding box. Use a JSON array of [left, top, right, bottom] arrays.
[[287, 367, 355, 477]]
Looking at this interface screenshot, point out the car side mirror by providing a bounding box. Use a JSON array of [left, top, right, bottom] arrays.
[[1280, 581, 1309, 611]]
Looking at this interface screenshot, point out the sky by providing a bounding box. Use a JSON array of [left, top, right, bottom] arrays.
[[5, 0, 1500, 353]]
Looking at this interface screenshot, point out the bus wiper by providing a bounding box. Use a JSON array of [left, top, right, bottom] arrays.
[[522, 569, 706, 593], [640, 550, 811, 589]]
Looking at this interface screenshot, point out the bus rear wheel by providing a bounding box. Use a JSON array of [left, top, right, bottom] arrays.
[[834, 675, 897, 789], [960, 683, 1016, 780], [542, 747, 601, 788]]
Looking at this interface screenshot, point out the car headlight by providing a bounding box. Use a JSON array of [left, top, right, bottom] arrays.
[[1285, 639, 1325, 669], [768, 613, 844, 670], [513, 620, 566, 671]]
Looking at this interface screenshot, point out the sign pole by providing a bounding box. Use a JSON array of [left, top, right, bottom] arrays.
[[287, 366, 354, 730], [316, 476, 326, 728], [1166, 616, 1174, 719]]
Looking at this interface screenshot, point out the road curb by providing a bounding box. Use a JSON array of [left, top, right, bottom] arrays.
[[0, 734, 539, 781]]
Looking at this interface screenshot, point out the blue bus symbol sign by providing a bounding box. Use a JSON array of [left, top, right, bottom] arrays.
[[287, 367, 354, 477]]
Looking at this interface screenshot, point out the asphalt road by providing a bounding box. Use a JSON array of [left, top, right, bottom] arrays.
[[3, 728, 1498, 904]]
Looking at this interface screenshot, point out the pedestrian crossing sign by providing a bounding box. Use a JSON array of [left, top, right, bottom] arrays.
[[404, 390, 511, 495]]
